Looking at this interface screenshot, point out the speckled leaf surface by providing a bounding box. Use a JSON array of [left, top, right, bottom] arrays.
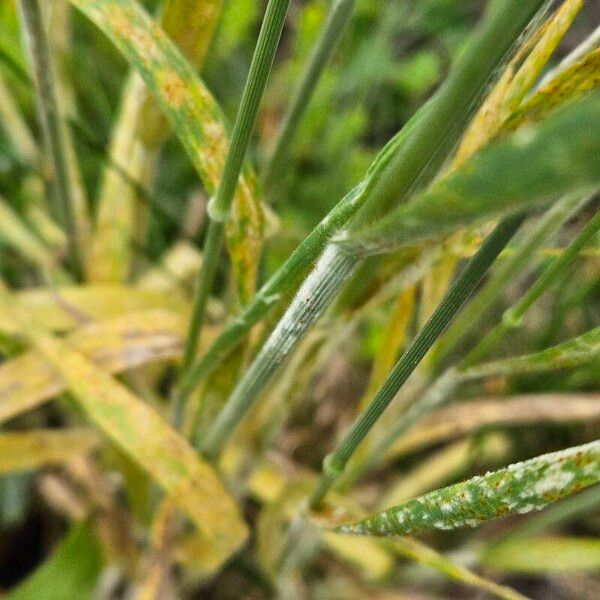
[[336, 440, 600, 536]]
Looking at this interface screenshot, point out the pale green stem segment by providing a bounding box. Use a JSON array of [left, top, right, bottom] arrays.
[[434, 192, 588, 367], [463, 203, 600, 365], [307, 215, 525, 509], [197, 1, 548, 455], [201, 242, 357, 458], [335, 440, 600, 537], [181, 0, 291, 374], [262, 0, 355, 189], [17, 0, 83, 280]]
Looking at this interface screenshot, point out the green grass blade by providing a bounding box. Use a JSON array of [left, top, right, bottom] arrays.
[[342, 91, 600, 256], [347, 0, 548, 229], [182, 0, 290, 372], [335, 440, 600, 536], [17, 0, 84, 279], [308, 215, 524, 508], [262, 0, 355, 189], [6, 522, 102, 600]]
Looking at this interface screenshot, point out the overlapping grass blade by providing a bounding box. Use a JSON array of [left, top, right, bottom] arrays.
[[0, 310, 186, 424], [181, 0, 289, 372], [200, 1, 550, 458], [0, 429, 100, 474], [17, 0, 85, 279], [336, 440, 600, 536], [0, 285, 186, 335], [70, 0, 264, 299], [0, 291, 248, 562], [388, 393, 600, 459], [341, 91, 600, 256]]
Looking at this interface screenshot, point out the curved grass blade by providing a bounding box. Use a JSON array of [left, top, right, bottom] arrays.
[[17, 0, 85, 279], [482, 537, 600, 573], [0, 291, 249, 561], [0, 285, 186, 335], [0, 428, 100, 475], [6, 522, 102, 600], [70, 0, 264, 301], [336, 440, 600, 536], [341, 91, 600, 256], [389, 393, 600, 459], [0, 309, 190, 424]]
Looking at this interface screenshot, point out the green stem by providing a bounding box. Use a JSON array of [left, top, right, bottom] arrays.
[[308, 214, 525, 509], [434, 193, 588, 367], [181, 0, 291, 370], [174, 182, 366, 402], [262, 0, 355, 190], [463, 201, 600, 366], [18, 0, 83, 280], [201, 242, 357, 459], [198, 0, 547, 460], [348, 0, 547, 228]]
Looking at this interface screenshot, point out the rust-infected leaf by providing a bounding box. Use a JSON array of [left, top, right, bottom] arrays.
[[0, 310, 191, 424], [69, 0, 264, 303], [0, 291, 248, 561]]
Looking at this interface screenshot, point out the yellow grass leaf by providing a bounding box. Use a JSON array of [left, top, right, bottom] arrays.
[[0, 428, 100, 474], [0, 290, 248, 561]]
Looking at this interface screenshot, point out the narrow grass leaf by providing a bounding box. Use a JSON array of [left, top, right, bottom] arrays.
[[0, 285, 186, 335], [0, 428, 100, 474], [0, 293, 248, 560], [336, 440, 600, 536], [389, 394, 600, 459], [342, 91, 600, 256], [0, 310, 186, 424], [70, 0, 264, 302], [482, 537, 600, 573]]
